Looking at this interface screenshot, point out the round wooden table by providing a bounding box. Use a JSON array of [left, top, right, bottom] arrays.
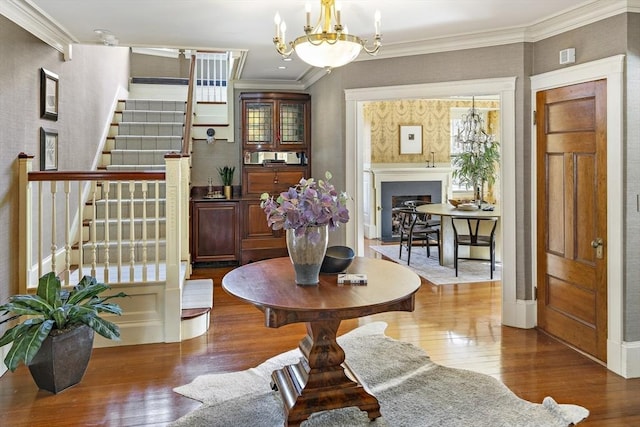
[[222, 256, 421, 426]]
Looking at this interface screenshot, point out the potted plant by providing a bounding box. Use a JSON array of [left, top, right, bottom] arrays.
[[260, 171, 349, 285], [0, 272, 126, 393], [218, 165, 235, 199], [451, 140, 500, 203]]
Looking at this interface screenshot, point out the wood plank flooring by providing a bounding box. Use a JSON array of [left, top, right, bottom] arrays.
[[1, 246, 639, 426]]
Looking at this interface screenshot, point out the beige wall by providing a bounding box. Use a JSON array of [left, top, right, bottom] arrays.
[[309, 13, 632, 314], [130, 51, 190, 79], [0, 17, 129, 334], [363, 99, 499, 164], [624, 13, 640, 340]]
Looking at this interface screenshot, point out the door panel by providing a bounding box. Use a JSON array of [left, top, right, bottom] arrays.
[[536, 79, 607, 362]]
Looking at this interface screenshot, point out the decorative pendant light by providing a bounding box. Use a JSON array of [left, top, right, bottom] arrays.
[[273, 0, 381, 69], [455, 97, 495, 153]]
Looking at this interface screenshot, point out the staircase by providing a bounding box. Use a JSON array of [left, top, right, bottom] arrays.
[[78, 100, 186, 267]]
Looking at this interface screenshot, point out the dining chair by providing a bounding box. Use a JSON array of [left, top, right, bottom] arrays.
[[403, 200, 441, 228], [451, 216, 498, 279], [394, 207, 440, 266]]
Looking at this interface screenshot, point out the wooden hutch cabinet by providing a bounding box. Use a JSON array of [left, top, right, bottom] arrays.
[[240, 92, 311, 264]]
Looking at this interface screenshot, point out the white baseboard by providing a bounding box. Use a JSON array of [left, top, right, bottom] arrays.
[[503, 298, 536, 329], [93, 320, 165, 348], [615, 340, 640, 378]]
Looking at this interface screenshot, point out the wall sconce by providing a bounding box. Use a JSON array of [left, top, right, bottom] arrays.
[[206, 128, 215, 144]]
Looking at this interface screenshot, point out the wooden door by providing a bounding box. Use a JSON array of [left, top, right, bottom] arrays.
[[536, 80, 607, 362]]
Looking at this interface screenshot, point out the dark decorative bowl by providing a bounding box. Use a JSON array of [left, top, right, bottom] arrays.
[[320, 246, 355, 273]]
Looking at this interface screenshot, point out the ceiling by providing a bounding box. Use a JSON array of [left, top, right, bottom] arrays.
[[12, 0, 626, 83]]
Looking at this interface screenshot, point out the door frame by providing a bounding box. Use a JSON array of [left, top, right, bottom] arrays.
[[344, 76, 519, 326], [530, 55, 626, 376]]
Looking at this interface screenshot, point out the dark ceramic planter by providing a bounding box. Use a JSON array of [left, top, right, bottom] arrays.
[[28, 324, 94, 394]]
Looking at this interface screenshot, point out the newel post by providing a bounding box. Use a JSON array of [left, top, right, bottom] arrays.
[[180, 155, 191, 268], [18, 153, 34, 293], [164, 153, 183, 342]]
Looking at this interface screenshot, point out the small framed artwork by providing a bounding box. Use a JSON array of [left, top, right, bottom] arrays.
[[40, 127, 58, 171], [399, 125, 423, 154], [40, 68, 59, 120]]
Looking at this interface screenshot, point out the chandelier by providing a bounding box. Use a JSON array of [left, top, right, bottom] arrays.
[[273, 0, 381, 69], [455, 97, 495, 154]]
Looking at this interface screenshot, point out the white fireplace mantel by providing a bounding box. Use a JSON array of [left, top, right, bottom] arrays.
[[364, 163, 452, 239]]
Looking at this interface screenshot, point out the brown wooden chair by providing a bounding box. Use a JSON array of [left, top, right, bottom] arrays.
[[451, 217, 498, 279], [395, 207, 440, 266]]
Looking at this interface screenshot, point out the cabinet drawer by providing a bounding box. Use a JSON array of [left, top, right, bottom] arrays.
[[244, 169, 305, 196]]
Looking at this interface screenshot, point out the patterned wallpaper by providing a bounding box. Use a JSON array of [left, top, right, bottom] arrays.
[[363, 99, 500, 164]]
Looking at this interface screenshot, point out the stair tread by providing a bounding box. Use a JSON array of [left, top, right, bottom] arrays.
[[181, 307, 211, 320]]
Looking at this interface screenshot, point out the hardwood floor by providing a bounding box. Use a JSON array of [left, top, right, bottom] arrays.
[[1, 245, 639, 426]]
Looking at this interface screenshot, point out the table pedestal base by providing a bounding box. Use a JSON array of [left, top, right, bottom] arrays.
[[270, 320, 381, 426]]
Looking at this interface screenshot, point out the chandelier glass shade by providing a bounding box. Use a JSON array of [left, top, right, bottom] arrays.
[[273, 0, 381, 69]]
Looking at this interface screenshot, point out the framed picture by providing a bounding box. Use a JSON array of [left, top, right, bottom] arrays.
[[40, 68, 59, 120], [40, 127, 58, 171], [399, 125, 422, 154]]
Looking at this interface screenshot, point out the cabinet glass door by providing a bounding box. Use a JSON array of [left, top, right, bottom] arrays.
[[245, 102, 273, 145], [279, 102, 305, 145]]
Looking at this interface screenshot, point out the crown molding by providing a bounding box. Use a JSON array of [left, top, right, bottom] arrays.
[[366, 27, 527, 62], [525, 0, 635, 41], [353, 0, 638, 63], [232, 79, 306, 91], [0, 0, 75, 60], [3, 0, 639, 77]]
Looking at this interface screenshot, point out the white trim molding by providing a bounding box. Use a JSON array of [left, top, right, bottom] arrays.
[[345, 77, 519, 326], [620, 341, 640, 378], [0, 0, 75, 60], [530, 55, 629, 377]]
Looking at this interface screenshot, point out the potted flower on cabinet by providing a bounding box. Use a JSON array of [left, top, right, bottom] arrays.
[[260, 171, 349, 285], [0, 272, 126, 393], [218, 165, 235, 199]]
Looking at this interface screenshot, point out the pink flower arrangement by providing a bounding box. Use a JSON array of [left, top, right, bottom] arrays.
[[260, 171, 349, 240]]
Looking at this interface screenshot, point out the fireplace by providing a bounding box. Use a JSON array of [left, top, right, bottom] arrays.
[[364, 164, 451, 241], [381, 181, 442, 242]]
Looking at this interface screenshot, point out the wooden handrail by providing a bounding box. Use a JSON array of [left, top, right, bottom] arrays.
[[28, 170, 166, 182]]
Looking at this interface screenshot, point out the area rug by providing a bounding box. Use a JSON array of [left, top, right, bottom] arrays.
[[370, 244, 501, 285], [172, 322, 587, 426]]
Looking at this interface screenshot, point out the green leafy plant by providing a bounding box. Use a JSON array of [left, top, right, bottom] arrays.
[[451, 140, 500, 200], [218, 166, 235, 186], [0, 272, 126, 371]]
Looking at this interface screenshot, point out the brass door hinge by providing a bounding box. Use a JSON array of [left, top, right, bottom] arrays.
[[533, 110, 537, 126]]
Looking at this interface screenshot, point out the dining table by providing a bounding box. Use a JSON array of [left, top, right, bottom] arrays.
[[416, 203, 501, 266]]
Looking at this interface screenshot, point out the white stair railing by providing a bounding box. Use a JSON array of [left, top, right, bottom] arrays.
[[17, 153, 187, 294], [195, 52, 229, 103]]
